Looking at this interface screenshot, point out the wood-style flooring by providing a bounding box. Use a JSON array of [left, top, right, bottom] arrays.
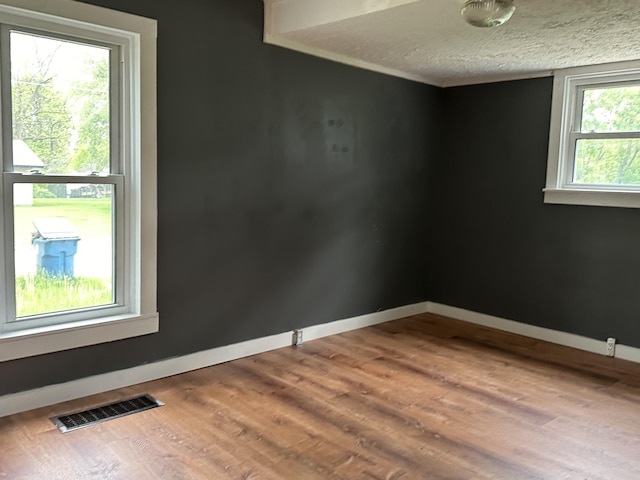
[[2, 313, 640, 479]]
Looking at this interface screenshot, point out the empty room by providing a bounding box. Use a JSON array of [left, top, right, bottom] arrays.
[[1, 0, 640, 478]]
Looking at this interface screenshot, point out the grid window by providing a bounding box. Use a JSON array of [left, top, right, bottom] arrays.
[[0, 0, 157, 361], [545, 63, 640, 208]]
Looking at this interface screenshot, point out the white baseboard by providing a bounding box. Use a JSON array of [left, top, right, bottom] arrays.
[[0, 302, 430, 418], [4, 300, 640, 418], [426, 302, 640, 364]]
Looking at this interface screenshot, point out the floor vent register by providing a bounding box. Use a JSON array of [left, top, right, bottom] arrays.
[[50, 394, 163, 433]]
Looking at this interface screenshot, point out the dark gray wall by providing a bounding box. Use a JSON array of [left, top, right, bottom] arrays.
[[432, 78, 640, 348], [0, 0, 440, 396], [3, 1, 639, 400]]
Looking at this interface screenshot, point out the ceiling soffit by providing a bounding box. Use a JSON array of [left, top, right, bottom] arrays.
[[263, 0, 640, 87]]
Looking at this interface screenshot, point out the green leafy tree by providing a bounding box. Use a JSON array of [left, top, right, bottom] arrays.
[[70, 58, 110, 174], [12, 63, 72, 174], [576, 86, 640, 185]]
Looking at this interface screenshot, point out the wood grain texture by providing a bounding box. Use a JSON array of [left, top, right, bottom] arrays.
[[2, 312, 640, 479]]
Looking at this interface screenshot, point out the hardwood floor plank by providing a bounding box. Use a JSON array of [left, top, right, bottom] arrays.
[[230, 354, 541, 479], [224, 362, 455, 479], [2, 312, 640, 479]]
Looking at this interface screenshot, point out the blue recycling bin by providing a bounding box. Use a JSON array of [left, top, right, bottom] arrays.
[[33, 237, 80, 277], [32, 218, 81, 277]]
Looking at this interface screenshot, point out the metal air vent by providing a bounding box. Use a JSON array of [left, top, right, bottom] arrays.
[[51, 394, 163, 433]]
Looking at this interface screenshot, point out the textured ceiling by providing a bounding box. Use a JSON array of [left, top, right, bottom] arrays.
[[264, 0, 640, 87]]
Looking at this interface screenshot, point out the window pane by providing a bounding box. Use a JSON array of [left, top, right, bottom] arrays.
[[11, 31, 110, 175], [574, 139, 640, 185], [581, 86, 640, 133], [13, 184, 114, 318]]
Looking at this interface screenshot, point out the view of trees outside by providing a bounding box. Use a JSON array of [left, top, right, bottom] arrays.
[[574, 85, 640, 186], [68, 58, 110, 174], [10, 31, 114, 317], [11, 31, 110, 178]]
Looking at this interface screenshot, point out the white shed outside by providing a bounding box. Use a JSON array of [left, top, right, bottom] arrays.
[[13, 139, 45, 206]]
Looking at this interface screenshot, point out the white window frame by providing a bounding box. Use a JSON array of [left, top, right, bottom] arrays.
[[545, 60, 640, 209], [0, 0, 158, 362]]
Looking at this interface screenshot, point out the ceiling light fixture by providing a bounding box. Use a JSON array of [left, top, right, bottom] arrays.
[[461, 0, 516, 28]]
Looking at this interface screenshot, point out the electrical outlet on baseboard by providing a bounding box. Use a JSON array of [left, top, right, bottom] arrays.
[[292, 329, 303, 346], [606, 337, 616, 357]]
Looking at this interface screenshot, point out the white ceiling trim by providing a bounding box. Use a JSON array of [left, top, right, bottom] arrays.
[[264, 0, 437, 85], [264, 31, 441, 86], [264, 31, 553, 88], [441, 70, 553, 88], [266, 0, 422, 35], [263, 0, 550, 88], [264, 0, 640, 88]]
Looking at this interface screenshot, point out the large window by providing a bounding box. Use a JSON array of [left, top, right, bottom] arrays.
[[545, 61, 640, 208], [0, 0, 157, 361]]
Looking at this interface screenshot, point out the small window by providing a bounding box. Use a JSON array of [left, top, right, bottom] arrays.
[[545, 62, 640, 208], [0, 0, 158, 361]]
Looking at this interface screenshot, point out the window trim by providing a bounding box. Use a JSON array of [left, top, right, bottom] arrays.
[[544, 60, 640, 208], [0, 0, 158, 362]]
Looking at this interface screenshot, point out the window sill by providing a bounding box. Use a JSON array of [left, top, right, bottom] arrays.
[[543, 188, 640, 209], [0, 313, 159, 362]]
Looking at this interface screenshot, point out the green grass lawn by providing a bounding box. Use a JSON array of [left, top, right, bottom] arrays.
[[14, 197, 114, 317], [16, 273, 113, 317], [15, 197, 112, 247]]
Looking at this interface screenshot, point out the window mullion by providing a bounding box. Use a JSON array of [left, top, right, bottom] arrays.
[[564, 86, 583, 187], [110, 46, 122, 175], [0, 23, 13, 328], [572, 131, 640, 140], [573, 85, 586, 134], [0, 24, 12, 173], [6, 172, 123, 184], [1, 175, 16, 327]]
